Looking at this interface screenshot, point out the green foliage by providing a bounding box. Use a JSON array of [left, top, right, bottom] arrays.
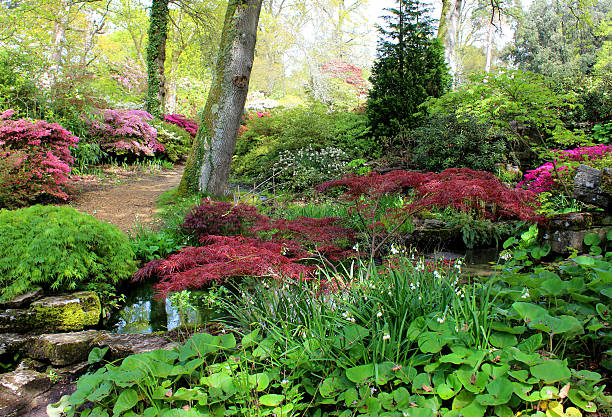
[[443, 211, 528, 249], [0, 50, 42, 115], [425, 70, 584, 150], [272, 145, 350, 191], [366, 0, 450, 139], [129, 225, 183, 263], [592, 122, 612, 144], [505, 0, 610, 79], [233, 105, 376, 182], [409, 114, 511, 172], [0, 205, 136, 302], [64, 255, 610, 416], [151, 120, 193, 162]]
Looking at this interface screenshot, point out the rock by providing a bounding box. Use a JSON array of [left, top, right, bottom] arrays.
[[0, 288, 43, 309], [93, 332, 177, 361], [0, 334, 28, 356], [30, 291, 101, 332], [27, 331, 100, 366], [573, 165, 612, 210], [0, 367, 51, 417], [543, 212, 612, 254], [0, 309, 37, 333]]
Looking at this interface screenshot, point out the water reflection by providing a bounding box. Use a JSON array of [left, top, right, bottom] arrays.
[[110, 284, 210, 334]]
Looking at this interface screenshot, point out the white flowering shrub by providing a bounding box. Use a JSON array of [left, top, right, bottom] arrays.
[[272, 145, 350, 191]]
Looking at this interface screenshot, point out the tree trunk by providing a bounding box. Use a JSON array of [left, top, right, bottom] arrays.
[[178, 0, 263, 198], [438, 0, 462, 85], [145, 0, 170, 117], [484, 19, 495, 73]]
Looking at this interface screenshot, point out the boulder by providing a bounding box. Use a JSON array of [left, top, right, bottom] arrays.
[[543, 212, 612, 254], [27, 331, 101, 366], [93, 332, 177, 361], [0, 288, 43, 309], [0, 334, 28, 356], [0, 309, 37, 333], [30, 291, 101, 332], [0, 366, 51, 417], [573, 165, 612, 210]]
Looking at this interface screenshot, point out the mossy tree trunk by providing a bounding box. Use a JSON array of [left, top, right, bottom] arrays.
[[178, 0, 263, 197], [145, 0, 170, 117]]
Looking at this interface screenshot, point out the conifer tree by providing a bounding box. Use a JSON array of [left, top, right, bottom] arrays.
[[367, 0, 450, 140]]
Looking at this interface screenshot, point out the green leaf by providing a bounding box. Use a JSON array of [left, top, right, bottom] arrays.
[[567, 388, 598, 412], [456, 367, 488, 393], [531, 360, 571, 383], [113, 389, 139, 416], [517, 333, 543, 353], [584, 233, 600, 246], [248, 373, 270, 391], [88, 347, 109, 364], [489, 332, 517, 348], [418, 332, 447, 353], [346, 364, 374, 384], [258, 394, 285, 407], [476, 377, 513, 406], [240, 329, 260, 348]]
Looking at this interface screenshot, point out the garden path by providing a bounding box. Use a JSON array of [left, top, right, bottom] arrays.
[[68, 164, 184, 233]]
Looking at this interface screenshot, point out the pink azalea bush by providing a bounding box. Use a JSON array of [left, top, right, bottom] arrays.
[[518, 145, 612, 192], [89, 109, 164, 157], [164, 114, 198, 138], [0, 110, 79, 208]]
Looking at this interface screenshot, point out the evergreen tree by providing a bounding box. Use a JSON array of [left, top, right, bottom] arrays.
[[367, 0, 450, 139]]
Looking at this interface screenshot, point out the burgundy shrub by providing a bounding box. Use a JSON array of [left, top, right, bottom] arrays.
[[135, 235, 316, 299]]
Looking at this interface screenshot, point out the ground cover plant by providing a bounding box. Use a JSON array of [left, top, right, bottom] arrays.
[[0, 205, 136, 302]]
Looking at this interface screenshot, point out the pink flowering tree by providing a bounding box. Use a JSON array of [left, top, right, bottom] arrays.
[[0, 109, 79, 208], [518, 145, 612, 192], [88, 109, 164, 157]]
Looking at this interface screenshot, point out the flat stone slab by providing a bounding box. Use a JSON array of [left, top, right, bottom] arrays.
[[27, 330, 101, 366], [94, 332, 177, 361], [0, 288, 43, 309], [0, 309, 37, 333], [0, 334, 28, 356], [0, 367, 51, 417]]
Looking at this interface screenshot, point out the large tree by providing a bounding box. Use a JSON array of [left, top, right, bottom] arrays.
[[145, 0, 170, 117], [367, 0, 450, 139], [178, 0, 263, 197]]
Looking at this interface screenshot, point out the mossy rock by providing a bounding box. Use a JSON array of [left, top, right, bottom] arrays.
[[29, 291, 101, 332], [26, 330, 100, 366]]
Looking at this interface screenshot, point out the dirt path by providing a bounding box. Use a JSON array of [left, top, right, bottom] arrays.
[[68, 164, 184, 233]]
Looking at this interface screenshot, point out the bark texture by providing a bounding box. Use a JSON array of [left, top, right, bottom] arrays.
[[179, 0, 263, 197], [145, 0, 170, 117]]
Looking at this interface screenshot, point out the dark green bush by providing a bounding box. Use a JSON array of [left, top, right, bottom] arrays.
[[233, 105, 375, 181], [410, 114, 511, 172], [0, 205, 136, 301]]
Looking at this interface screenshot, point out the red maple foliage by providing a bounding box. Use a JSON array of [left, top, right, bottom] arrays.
[[134, 235, 316, 298], [137, 200, 357, 296], [316, 168, 541, 222]]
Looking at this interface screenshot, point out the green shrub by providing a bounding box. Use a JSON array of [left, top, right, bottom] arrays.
[[0, 205, 136, 301], [410, 114, 511, 172], [151, 120, 192, 162], [233, 105, 375, 181]]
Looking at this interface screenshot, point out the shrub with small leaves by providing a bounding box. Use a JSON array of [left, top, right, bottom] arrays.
[[273, 145, 350, 191], [150, 120, 192, 162], [0, 205, 136, 302], [88, 109, 164, 157], [0, 112, 79, 208]]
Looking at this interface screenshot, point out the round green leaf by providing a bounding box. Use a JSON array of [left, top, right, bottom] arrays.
[[530, 360, 571, 383], [258, 394, 285, 407], [113, 389, 139, 416]]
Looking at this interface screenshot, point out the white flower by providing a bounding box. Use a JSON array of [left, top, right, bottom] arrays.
[[434, 271, 442, 279], [390, 244, 399, 255], [437, 316, 446, 324], [418, 296, 422, 300], [521, 289, 530, 299], [410, 283, 416, 290], [500, 251, 512, 261], [281, 379, 289, 386], [371, 387, 378, 394], [376, 311, 383, 318], [382, 332, 391, 341], [352, 243, 359, 251]]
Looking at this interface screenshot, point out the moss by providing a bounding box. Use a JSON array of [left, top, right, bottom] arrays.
[[30, 292, 101, 332]]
